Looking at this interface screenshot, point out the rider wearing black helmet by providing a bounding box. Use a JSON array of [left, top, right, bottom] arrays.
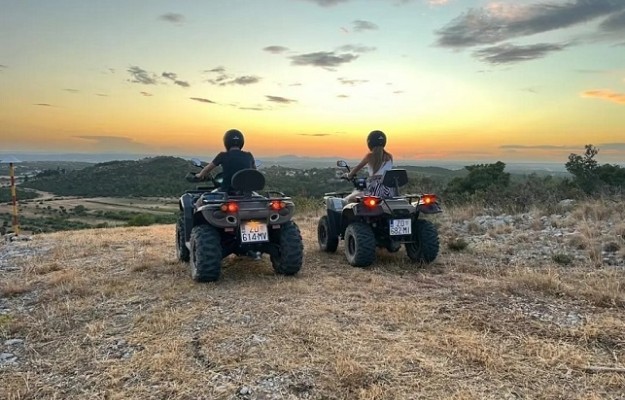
[[195, 129, 256, 192], [344, 130, 396, 202]]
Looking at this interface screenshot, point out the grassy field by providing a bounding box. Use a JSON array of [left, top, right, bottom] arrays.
[[1, 204, 624, 399]]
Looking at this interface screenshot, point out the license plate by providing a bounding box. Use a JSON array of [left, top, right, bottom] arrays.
[[389, 219, 412, 236], [241, 221, 269, 243]]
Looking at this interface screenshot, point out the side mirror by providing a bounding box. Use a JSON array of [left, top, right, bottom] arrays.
[[336, 160, 348, 168]]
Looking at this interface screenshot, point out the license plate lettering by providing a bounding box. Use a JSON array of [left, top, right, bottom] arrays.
[[389, 219, 412, 236], [241, 221, 269, 242]]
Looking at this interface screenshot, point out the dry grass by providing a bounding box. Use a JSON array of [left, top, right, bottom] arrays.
[[1, 212, 624, 400]]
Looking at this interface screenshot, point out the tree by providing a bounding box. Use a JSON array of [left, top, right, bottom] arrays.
[[446, 161, 510, 195], [565, 144, 599, 194]]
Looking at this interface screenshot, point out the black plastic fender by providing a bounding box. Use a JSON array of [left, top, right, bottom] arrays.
[[179, 193, 196, 242]]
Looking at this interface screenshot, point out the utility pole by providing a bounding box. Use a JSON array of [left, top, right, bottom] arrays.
[[0, 156, 22, 236]]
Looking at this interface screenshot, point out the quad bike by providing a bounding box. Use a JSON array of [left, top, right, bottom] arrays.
[[176, 159, 303, 282], [317, 160, 442, 268]]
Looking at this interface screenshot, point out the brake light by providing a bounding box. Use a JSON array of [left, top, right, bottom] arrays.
[[420, 194, 437, 205], [362, 196, 380, 208], [269, 200, 286, 210], [220, 202, 239, 213]]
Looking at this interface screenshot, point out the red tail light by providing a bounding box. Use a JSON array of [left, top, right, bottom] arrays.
[[269, 200, 286, 211], [220, 202, 239, 213], [420, 194, 437, 205], [362, 196, 380, 208]]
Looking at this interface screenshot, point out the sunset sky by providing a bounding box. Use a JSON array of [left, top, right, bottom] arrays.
[[1, 0, 624, 164]]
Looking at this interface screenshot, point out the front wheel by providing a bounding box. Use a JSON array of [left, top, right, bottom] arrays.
[[406, 219, 439, 264], [270, 221, 304, 276], [344, 222, 376, 268], [190, 224, 222, 282], [317, 215, 338, 253]]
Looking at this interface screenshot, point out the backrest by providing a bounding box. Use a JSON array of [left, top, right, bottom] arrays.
[[231, 169, 266, 192], [382, 169, 408, 188]]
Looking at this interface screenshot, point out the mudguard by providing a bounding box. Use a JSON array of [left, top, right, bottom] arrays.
[[179, 193, 196, 241]]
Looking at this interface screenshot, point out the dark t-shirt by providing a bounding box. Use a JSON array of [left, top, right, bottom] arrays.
[[212, 149, 255, 191]]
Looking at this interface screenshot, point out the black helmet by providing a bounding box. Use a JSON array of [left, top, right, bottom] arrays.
[[223, 129, 245, 150], [367, 130, 386, 150]]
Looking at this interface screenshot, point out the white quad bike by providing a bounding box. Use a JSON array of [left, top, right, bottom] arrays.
[[317, 160, 442, 268]]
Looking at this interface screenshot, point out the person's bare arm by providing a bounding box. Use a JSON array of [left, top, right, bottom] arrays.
[[347, 154, 370, 179], [196, 162, 216, 179]]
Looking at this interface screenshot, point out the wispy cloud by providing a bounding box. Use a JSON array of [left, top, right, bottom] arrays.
[[500, 144, 571, 150], [140, 91, 153, 97], [0, 64, 7, 71], [159, 13, 185, 24], [299, 0, 349, 6], [337, 44, 376, 53], [162, 71, 190, 87], [127, 66, 158, 85], [352, 20, 378, 32], [338, 77, 368, 85], [298, 133, 331, 137], [473, 42, 569, 64], [33, 103, 53, 107], [290, 51, 358, 69], [190, 97, 217, 104], [266, 95, 297, 104], [74, 135, 152, 152], [263, 45, 289, 54], [581, 89, 625, 105], [63, 88, 79, 93], [435, 1, 625, 64], [204, 67, 261, 86]]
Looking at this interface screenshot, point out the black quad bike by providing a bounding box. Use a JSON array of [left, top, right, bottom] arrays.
[[176, 159, 303, 282], [317, 160, 442, 268]]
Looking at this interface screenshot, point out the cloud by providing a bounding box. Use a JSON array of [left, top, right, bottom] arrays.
[[436, 1, 625, 49], [434, 1, 625, 65], [352, 20, 378, 32], [96, 93, 108, 97], [428, 0, 449, 5], [598, 143, 625, 151], [127, 66, 158, 85], [297, 133, 331, 137], [290, 51, 358, 69], [500, 144, 570, 150], [162, 71, 190, 87], [159, 13, 185, 24], [337, 44, 376, 53], [474, 42, 568, 64], [74, 135, 151, 152], [338, 77, 368, 85], [0, 64, 7, 70], [581, 89, 625, 105], [190, 97, 217, 104], [140, 92, 153, 97], [337, 94, 349, 98], [204, 67, 261, 86], [263, 45, 289, 54], [238, 106, 266, 111], [299, 0, 349, 6], [33, 103, 53, 107], [63, 88, 79, 93], [266, 95, 297, 104]]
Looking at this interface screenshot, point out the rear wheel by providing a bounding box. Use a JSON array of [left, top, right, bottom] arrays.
[[190, 224, 222, 282], [344, 222, 376, 267], [317, 216, 338, 252], [270, 221, 304, 275], [406, 219, 439, 264], [176, 215, 190, 262]]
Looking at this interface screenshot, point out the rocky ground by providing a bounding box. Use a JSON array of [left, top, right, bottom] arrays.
[[0, 199, 624, 399]]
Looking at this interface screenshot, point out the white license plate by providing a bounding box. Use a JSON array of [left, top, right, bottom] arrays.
[[241, 221, 269, 243], [389, 219, 412, 236]]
